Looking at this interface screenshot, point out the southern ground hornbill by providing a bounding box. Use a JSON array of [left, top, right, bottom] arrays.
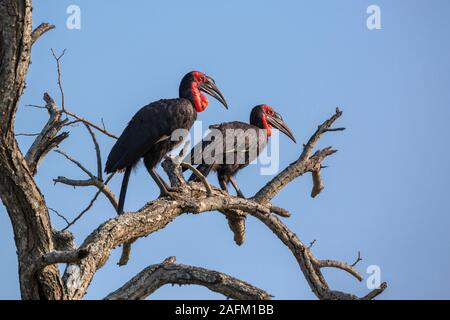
[[186, 104, 296, 198], [105, 71, 228, 214]]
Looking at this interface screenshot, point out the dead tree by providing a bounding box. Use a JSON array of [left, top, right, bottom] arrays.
[[0, 0, 387, 300]]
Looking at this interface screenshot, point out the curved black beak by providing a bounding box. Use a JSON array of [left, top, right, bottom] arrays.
[[199, 76, 228, 109], [267, 112, 296, 143]]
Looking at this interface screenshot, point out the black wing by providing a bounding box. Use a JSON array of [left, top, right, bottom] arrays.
[[185, 121, 263, 181], [105, 99, 194, 173]]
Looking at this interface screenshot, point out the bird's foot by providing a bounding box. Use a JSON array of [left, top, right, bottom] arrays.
[[237, 192, 246, 199], [167, 186, 183, 193], [158, 188, 182, 200]]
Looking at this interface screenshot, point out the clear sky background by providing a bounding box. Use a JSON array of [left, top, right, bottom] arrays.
[[1, 0, 449, 299]]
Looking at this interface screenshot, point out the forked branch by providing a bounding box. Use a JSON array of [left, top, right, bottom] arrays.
[[105, 257, 271, 300]]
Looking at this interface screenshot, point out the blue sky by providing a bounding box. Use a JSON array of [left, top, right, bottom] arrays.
[[1, 0, 449, 299]]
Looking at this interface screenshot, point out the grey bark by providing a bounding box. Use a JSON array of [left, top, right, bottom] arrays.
[[0, 0, 65, 300]]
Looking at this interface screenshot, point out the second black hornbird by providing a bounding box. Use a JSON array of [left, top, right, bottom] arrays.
[[105, 71, 228, 214], [186, 104, 296, 197]]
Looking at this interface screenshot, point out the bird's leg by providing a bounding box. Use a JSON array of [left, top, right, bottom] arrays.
[[229, 176, 245, 198], [150, 168, 179, 199], [154, 169, 171, 190], [218, 176, 229, 194]]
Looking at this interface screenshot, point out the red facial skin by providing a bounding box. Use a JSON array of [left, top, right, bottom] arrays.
[[261, 104, 274, 137], [191, 71, 209, 112]]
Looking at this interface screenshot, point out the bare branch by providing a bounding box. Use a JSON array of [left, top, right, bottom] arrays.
[[118, 242, 134, 266], [84, 123, 103, 180], [54, 149, 95, 179], [105, 257, 272, 300], [48, 48, 118, 141], [24, 93, 69, 176], [351, 251, 363, 267], [250, 209, 374, 299], [323, 128, 346, 133], [118, 151, 211, 266], [315, 259, 363, 282], [63, 109, 119, 139], [51, 48, 66, 111], [25, 104, 47, 109], [61, 174, 116, 231], [52, 108, 383, 301], [270, 205, 291, 218], [49, 208, 70, 226], [64, 186, 271, 299], [53, 177, 95, 187], [253, 108, 344, 203], [308, 240, 317, 249], [65, 161, 381, 301], [31, 22, 55, 45], [222, 209, 246, 246], [16, 132, 40, 137], [39, 249, 89, 269], [309, 147, 338, 198], [362, 282, 388, 300]]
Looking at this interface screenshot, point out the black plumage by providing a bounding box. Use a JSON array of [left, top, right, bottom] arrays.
[[105, 98, 196, 172], [105, 71, 227, 214], [186, 104, 296, 197]]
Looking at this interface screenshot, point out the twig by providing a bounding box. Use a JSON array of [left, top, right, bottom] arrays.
[[351, 251, 363, 267], [59, 174, 116, 231], [53, 175, 117, 209], [63, 109, 119, 139], [51, 48, 66, 111], [324, 128, 346, 133], [62, 190, 102, 231], [84, 123, 103, 180], [101, 118, 107, 131], [25, 104, 46, 109], [48, 207, 70, 226], [64, 119, 81, 127], [54, 149, 95, 179], [61, 174, 115, 231]]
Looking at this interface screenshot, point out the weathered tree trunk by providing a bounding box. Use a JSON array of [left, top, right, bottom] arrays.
[[0, 0, 65, 300]]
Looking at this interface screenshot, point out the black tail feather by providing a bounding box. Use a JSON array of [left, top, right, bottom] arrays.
[[118, 166, 132, 214]]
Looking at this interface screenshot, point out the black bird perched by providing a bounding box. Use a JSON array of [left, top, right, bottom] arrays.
[[186, 104, 296, 197], [105, 71, 228, 214]]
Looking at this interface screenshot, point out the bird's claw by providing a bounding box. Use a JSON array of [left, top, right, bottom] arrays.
[[159, 189, 182, 200]]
